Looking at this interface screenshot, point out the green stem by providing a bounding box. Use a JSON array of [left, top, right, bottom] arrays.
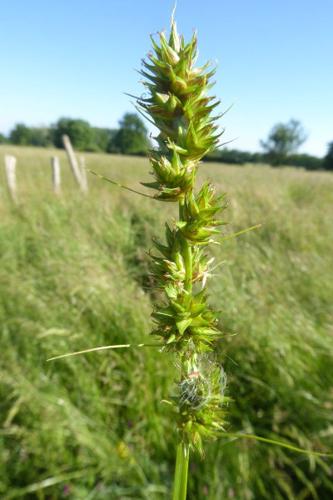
[[179, 196, 193, 294], [183, 239, 192, 293], [173, 196, 192, 499], [172, 441, 190, 500]]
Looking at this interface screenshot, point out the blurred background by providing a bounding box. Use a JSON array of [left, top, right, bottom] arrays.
[[0, 1, 332, 498]]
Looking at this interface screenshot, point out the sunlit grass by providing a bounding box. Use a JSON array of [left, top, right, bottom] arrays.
[[0, 145, 333, 498]]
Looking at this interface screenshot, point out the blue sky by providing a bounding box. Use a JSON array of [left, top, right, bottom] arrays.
[[1, 0, 332, 156]]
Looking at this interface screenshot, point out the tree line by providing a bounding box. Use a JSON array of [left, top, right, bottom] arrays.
[[0, 113, 150, 156], [206, 119, 332, 170], [1, 114, 332, 170]]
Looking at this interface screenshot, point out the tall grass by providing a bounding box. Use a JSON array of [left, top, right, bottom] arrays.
[[0, 145, 333, 498]]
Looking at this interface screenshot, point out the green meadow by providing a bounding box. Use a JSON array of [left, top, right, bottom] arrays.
[[1, 145, 333, 499]]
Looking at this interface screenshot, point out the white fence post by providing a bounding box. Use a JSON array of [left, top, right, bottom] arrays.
[[4, 155, 17, 203], [62, 135, 88, 192], [51, 156, 61, 195]]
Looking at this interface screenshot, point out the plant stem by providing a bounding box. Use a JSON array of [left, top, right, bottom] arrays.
[[183, 239, 192, 294], [172, 197, 192, 499], [172, 441, 190, 500], [179, 196, 193, 294]]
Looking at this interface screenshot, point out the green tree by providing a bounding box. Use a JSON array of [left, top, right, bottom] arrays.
[[9, 123, 32, 145], [323, 142, 333, 171], [108, 113, 149, 155], [93, 127, 117, 152], [29, 127, 52, 147], [261, 119, 307, 165], [9, 124, 52, 147], [52, 118, 95, 151]]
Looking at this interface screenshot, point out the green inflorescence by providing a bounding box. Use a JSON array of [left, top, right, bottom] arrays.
[[138, 20, 228, 453]]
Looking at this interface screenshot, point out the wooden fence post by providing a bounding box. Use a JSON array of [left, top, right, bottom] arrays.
[[79, 156, 88, 192], [51, 156, 61, 195], [4, 155, 17, 203], [62, 135, 88, 192]]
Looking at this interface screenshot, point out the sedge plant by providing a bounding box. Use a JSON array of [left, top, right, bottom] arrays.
[[136, 19, 228, 499]]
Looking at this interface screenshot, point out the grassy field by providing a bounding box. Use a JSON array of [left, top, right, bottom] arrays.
[[1, 145, 333, 499]]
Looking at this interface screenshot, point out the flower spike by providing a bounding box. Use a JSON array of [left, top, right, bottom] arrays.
[[138, 18, 227, 453]]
